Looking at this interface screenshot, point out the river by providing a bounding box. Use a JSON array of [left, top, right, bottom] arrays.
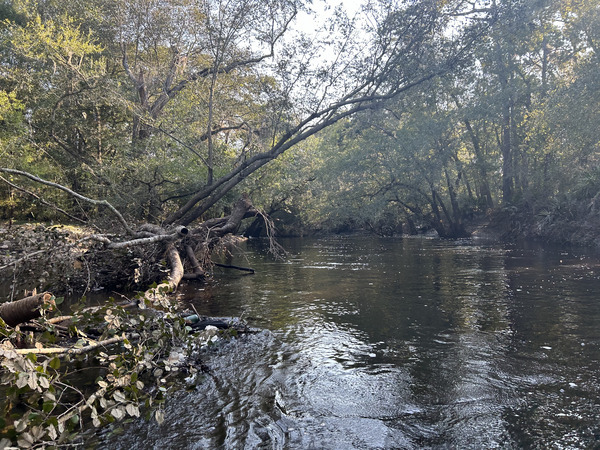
[[105, 235, 600, 449]]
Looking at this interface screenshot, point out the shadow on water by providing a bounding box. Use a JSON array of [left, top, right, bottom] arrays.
[[105, 236, 600, 449]]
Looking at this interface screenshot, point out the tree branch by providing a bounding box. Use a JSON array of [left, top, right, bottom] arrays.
[[0, 168, 133, 235], [0, 175, 87, 225], [107, 227, 188, 249], [13, 335, 129, 356]]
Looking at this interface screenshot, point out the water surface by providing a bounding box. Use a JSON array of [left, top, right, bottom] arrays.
[[110, 236, 600, 449]]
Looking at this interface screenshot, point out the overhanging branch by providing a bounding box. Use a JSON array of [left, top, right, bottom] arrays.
[[0, 168, 134, 235]]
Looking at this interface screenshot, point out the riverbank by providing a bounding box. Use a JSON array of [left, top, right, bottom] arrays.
[[4, 207, 600, 299], [473, 207, 600, 248], [0, 223, 169, 299]]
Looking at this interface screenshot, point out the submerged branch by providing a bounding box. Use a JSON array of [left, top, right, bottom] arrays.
[[213, 263, 254, 273]]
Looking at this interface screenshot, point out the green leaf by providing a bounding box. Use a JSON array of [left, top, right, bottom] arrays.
[[42, 401, 55, 413], [49, 357, 60, 370]]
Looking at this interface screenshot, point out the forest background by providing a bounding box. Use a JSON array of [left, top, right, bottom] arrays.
[[1, 0, 600, 288]]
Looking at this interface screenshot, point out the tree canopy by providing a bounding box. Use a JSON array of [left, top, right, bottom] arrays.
[[1, 0, 599, 242]]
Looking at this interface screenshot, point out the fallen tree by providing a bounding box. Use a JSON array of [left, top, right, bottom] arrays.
[[0, 169, 261, 296], [0, 1, 496, 298]]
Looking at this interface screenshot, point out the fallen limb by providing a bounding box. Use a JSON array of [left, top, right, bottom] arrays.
[[185, 245, 206, 278], [0, 292, 54, 327], [214, 263, 255, 273], [80, 234, 113, 245], [144, 244, 185, 304], [46, 316, 74, 324], [13, 335, 129, 356], [182, 273, 204, 280], [108, 227, 188, 249], [164, 244, 184, 291]]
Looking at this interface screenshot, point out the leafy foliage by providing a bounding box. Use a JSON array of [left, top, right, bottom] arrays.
[[0, 294, 236, 447]]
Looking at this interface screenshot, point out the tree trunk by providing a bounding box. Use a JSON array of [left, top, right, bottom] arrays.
[[444, 168, 462, 226], [208, 194, 255, 236], [165, 244, 184, 291], [464, 118, 494, 209], [0, 292, 55, 327]]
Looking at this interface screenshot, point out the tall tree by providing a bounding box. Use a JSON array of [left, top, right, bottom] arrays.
[[1, 0, 496, 287]]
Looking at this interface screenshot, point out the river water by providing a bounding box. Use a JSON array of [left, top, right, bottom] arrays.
[[108, 236, 600, 449]]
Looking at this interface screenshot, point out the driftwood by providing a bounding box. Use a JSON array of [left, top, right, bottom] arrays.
[[0, 292, 55, 327]]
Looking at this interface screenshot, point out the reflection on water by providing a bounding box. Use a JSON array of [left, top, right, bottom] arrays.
[[110, 236, 600, 449]]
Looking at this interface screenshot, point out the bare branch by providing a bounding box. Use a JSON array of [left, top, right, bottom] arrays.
[[12, 335, 130, 356], [107, 228, 187, 249], [0, 168, 134, 235], [0, 175, 87, 225]]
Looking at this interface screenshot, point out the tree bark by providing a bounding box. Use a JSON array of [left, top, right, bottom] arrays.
[[184, 245, 206, 279], [164, 244, 184, 292], [208, 194, 255, 236], [0, 292, 55, 327]]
